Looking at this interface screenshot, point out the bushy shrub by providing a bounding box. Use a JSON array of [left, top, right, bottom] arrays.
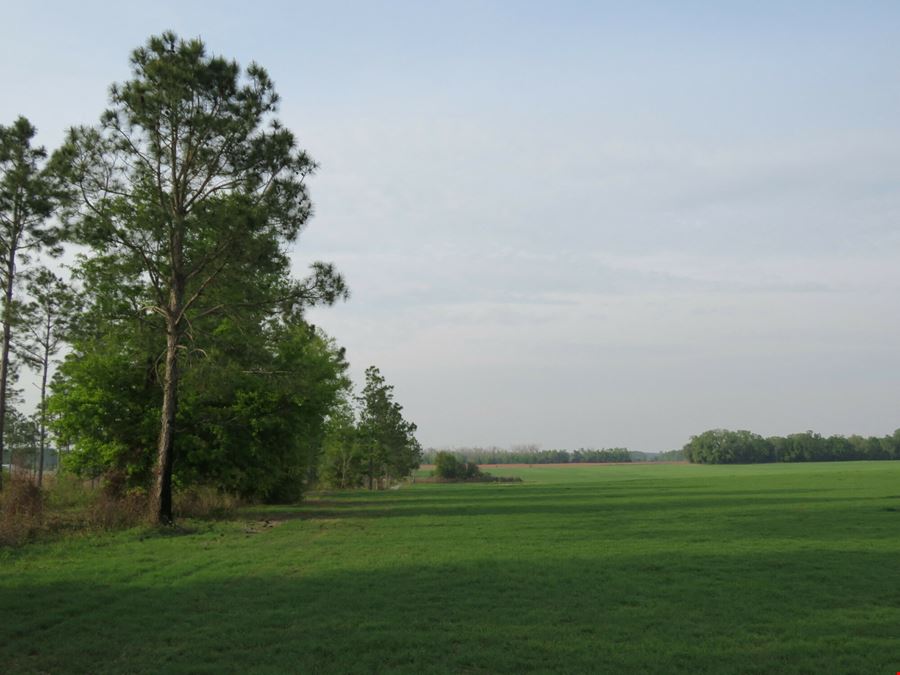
[[463, 461, 482, 479], [433, 451, 462, 479], [433, 452, 482, 480]]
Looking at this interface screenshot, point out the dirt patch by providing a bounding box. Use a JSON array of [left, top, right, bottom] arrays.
[[242, 518, 289, 535]]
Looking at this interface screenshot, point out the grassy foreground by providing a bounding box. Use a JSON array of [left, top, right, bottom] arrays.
[[2, 462, 900, 673]]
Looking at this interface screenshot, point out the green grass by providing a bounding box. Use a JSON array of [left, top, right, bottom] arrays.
[[2, 462, 900, 673]]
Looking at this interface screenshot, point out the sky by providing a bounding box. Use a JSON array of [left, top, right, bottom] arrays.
[[2, 1, 900, 452]]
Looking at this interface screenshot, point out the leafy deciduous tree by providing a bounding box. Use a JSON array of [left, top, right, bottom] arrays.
[[317, 397, 364, 489], [50, 258, 351, 502]]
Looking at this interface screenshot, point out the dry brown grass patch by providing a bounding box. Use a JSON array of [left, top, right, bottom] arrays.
[[0, 476, 45, 546], [174, 487, 241, 519]]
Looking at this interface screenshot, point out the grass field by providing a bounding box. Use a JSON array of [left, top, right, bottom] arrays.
[[2, 462, 900, 673]]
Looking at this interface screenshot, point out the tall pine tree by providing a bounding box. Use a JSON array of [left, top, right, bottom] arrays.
[[65, 33, 346, 522], [0, 117, 70, 490]]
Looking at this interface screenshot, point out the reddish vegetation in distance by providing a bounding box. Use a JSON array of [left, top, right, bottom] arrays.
[[420, 462, 687, 470], [479, 462, 627, 469]]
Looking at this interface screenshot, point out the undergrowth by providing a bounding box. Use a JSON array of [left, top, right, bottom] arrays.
[[0, 476, 44, 546], [0, 472, 243, 546]]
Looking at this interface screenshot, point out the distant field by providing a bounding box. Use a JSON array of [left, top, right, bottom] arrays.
[[2, 462, 900, 673], [417, 461, 665, 473]]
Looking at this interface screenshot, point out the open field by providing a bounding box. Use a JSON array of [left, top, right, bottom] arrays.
[[417, 461, 670, 472], [2, 462, 900, 673]]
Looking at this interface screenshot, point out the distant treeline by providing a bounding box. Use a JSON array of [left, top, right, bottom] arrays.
[[684, 429, 900, 464], [421, 447, 682, 465]]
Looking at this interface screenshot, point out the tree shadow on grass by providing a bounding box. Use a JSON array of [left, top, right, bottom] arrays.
[[253, 482, 846, 517], [237, 484, 900, 552], [252, 491, 888, 526], [1, 548, 898, 674]]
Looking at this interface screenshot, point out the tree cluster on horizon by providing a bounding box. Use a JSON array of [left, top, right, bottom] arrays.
[[683, 428, 900, 464], [421, 446, 635, 465]]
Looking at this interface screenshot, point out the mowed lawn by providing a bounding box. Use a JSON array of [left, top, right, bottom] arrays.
[[2, 463, 900, 674]]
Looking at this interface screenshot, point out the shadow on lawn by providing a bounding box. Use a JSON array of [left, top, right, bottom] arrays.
[[2, 548, 898, 674], [310, 482, 841, 505], [285, 483, 845, 511], [253, 488, 883, 525], [231, 487, 900, 553]]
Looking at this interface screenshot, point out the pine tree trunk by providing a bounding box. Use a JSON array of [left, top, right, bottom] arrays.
[[0, 249, 16, 491], [152, 325, 179, 524], [36, 314, 50, 487], [151, 215, 184, 525]]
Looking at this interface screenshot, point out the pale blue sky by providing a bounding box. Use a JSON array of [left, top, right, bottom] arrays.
[[3, 2, 900, 451]]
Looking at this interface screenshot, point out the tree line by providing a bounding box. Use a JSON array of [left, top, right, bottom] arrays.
[[0, 33, 420, 522], [683, 428, 900, 464], [421, 446, 634, 465]]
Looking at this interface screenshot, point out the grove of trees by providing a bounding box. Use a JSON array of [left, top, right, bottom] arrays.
[[317, 366, 422, 489], [0, 33, 421, 521], [683, 428, 900, 464]]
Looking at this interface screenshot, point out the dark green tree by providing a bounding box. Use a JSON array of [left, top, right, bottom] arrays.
[[64, 33, 347, 522], [358, 366, 421, 489], [682, 429, 772, 464], [432, 450, 460, 479], [0, 117, 70, 489]]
